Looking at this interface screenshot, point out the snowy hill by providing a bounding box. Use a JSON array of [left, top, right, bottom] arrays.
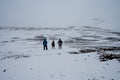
[[0, 26, 120, 80]]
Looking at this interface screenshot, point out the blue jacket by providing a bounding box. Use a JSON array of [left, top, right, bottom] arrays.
[[43, 39, 47, 46]]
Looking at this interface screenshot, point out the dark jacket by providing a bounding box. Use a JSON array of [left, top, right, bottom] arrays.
[[58, 39, 63, 45], [51, 41, 55, 46], [43, 39, 47, 46]]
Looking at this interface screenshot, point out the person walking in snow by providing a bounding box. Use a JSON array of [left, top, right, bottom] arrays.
[[43, 38, 48, 50], [51, 40, 55, 49], [58, 38, 63, 49]]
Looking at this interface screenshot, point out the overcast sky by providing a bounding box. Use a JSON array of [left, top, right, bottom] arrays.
[[0, 0, 120, 31]]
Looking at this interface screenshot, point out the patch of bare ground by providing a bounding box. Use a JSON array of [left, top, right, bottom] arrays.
[[0, 54, 30, 61], [99, 54, 120, 62], [68, 46, 120, 62]]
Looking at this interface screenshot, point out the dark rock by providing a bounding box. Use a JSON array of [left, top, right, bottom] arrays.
[[3, 70, 6, 72], [84, 58, 87, 60], [79, 49, 96, 53], [79, 46, 120, 53], [0, 54, 30, 61], [99, 54, 120, 62], [68, 52, 79, 54]]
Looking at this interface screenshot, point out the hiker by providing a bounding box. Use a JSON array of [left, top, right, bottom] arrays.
[[43, 38, 48, 50], [51, 40, 55, 49], [58, 38, 63, 49]]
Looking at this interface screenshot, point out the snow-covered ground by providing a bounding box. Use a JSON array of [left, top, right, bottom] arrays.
[[0, 26, 120, 80]]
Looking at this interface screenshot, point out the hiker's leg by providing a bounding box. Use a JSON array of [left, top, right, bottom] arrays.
[[58, 45, 60, 49], [44, 46, 45, 50], [60, 45, 62, 49], [61, 45, 62, 49], [59, 44, 62, 49], [52, 45, 53, 49], [46, 46, 48, 50]]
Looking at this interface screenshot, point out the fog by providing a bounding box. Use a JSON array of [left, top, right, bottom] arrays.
[[0, 0, 120, 31]]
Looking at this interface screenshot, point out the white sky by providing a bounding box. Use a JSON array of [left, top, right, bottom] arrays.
[[0, 0, 120, 31]]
